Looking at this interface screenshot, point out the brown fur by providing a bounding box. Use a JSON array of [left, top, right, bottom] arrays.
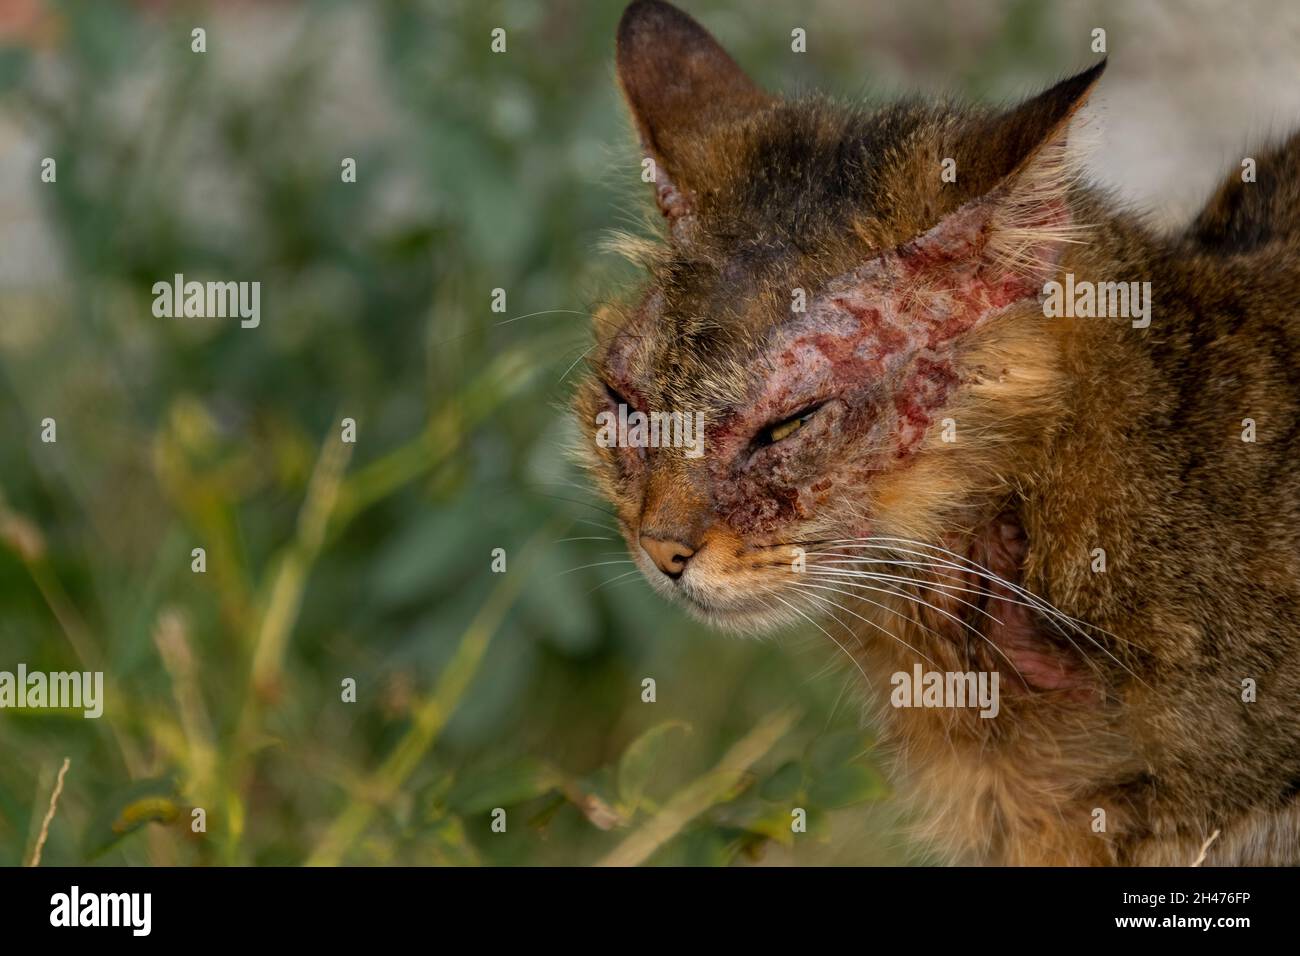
[[575, 0, 1300, 865]]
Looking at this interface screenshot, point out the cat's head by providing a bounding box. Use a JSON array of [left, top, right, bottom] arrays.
[[575, 0, 1103, 630]]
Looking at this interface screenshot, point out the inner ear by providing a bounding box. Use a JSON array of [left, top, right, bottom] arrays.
[[616, 0, 773, 228]]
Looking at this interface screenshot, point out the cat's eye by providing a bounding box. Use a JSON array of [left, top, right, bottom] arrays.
[[768, 417, 804, 442], [760, 405, 822, 446], [604, 381, 634, 410]]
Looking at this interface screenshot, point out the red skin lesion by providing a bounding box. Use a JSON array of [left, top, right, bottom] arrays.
[[895, 356, 961, 458], [709, 207, 1041, 536], [959, 518, 1100, 699], [826, 297, 908, 355]]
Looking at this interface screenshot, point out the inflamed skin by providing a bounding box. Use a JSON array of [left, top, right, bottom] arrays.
[[574, 0, 1300, 865]]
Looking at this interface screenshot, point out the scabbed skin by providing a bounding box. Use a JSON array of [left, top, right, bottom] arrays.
[[576, 0, 1300, 865]]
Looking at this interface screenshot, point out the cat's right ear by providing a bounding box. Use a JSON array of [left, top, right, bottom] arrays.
[[616, 0, 772, 238]]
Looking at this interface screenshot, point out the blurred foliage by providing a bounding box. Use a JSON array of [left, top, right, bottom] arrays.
[[0, 0, 1071, 866]]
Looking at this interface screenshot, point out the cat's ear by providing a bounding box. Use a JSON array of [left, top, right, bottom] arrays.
[[616, 0, 772, 237], [973, 60, 1106, 191], [923, 61, 1106, 284]]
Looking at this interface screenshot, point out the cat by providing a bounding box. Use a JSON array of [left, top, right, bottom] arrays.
[[575, 0, 1300, 865]]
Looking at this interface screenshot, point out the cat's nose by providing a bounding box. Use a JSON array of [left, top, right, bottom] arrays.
[[639, 536, 696, 580]]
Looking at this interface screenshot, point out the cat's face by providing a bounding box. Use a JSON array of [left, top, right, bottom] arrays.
[[576, 0, 1099, 629]]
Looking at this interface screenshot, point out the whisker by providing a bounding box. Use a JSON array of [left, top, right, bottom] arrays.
[[557, 559, 635, 576], [558, 344, 598, 383], [494, 308, 594, 327], [587, 569, 642, 595], [826, 536, 1149, 687], [829, 537, 1120, 641], [768, 592, 872, 686], [824, 672, 857, 728], [531, 491, 621, 520], [789, 582, 937, 666], [798, 574, 1026, 686], [808, 555, 1048, 620], [569, 517, 622, 534], [807, 564, 1006, 625], [802, 570, 994, 640]]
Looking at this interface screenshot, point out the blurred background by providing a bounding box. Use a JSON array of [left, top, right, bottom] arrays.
[[1, 0, 1295, 866]]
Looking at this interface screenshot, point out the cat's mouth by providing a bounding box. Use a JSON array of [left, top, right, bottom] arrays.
[[628, 536, 798, 631], [641, 562, 782, 631]]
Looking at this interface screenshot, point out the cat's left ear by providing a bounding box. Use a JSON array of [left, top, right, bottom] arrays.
[[924, 60, 1106, 284], [616, 0, 773, 238]]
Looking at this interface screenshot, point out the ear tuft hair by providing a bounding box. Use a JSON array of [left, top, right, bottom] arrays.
[[979, 62, 1107, 281]]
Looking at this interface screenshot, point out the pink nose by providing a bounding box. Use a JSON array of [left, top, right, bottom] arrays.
[[639, 536, 695, 579]]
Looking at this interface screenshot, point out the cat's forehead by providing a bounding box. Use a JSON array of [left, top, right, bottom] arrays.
[[598, 100, 993, 406], [604, 289, 766, 408], [703, 99, 946, 243], [605, 240, 866, 406]]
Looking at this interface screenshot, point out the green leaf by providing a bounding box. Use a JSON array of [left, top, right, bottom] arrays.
[[678, 827, 731, 867], [616, 720, 690, 814], [802, 806, 832, 841], [447, 758, 564, 815], [370, 507, 484, 608], [807, 763, 888, 810], [525, 792, 567, 830], [804, 729, 872, 775], [686, 768, 756, 808], [759, 759, 804, 802], [740, 804, 800, 848], [517, 545, 600, 653]]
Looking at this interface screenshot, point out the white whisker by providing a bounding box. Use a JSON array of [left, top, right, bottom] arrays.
[[790, 582, 937, 665], [769, 592, 872, 686], [557, 559, 636, 576], [824, 535, 1148, 687]]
